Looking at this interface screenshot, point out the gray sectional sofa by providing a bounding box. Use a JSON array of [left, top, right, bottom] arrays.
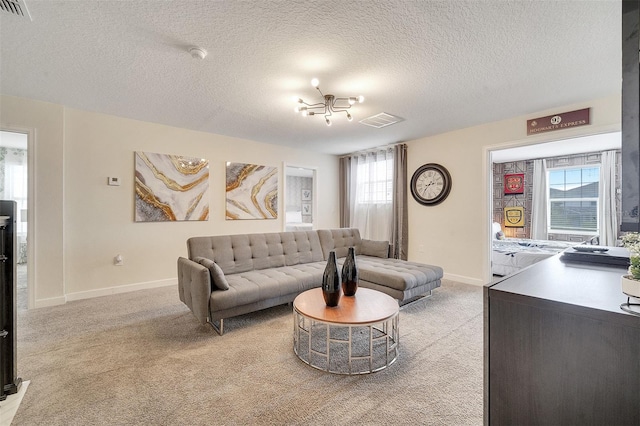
[[177, 228, 443, 334]]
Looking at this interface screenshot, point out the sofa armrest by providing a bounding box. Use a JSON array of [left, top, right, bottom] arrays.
[[177, 257, 212, 325], [360, 239, 390, 258]]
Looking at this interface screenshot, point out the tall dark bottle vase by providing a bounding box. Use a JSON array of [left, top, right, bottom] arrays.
[[342, 246, 359, 296], [322, 250, 341, 307]]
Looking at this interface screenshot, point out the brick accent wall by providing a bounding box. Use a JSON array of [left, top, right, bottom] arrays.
[[493, 150, 621, 242]]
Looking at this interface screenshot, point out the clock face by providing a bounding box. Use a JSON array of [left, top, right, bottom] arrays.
[[410, 163, 452, 206]]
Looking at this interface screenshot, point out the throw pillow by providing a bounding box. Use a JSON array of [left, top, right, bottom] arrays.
[[194, 257, 230, 291], [360, 239, 389, 258]]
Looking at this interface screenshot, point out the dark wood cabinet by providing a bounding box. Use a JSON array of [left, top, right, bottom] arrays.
[[484, 255, 640, 425], [0, 200, 21, 400]]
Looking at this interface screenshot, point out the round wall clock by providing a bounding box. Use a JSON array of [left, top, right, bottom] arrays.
[[410, 163, 452, 206]]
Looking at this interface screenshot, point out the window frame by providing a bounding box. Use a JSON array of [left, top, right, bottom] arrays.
[[546, 165, 600, 236], [355, 156, 394, 205]]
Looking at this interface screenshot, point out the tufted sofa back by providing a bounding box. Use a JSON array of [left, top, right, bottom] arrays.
[[187, 230, 324, 275], [317, 228, 363, 259]]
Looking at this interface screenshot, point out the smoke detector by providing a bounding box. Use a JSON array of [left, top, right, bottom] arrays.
[[0, 0, 32, 20], [189, 47, 207, 60]]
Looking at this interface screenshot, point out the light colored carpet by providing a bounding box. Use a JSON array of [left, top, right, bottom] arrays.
[[13, 279, 483, 425], [16, 263, 26, 312]]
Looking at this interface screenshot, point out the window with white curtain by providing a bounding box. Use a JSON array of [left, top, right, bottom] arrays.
[[6, 163, 27, 234], [351, 148, 394, 241], [0, 147, 28, 234], [547, 166, 599, 234], [356, 156, 393, 204]]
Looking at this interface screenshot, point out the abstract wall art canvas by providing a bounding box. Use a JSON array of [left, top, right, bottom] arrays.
[[135, 151, 209, 222], [226, 162, 278, 220]]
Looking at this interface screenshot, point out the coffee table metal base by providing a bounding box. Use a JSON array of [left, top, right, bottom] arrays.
[[293, 310, 399, 375]]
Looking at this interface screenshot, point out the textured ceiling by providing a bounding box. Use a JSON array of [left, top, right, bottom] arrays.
[[0, 1, 621, 155]]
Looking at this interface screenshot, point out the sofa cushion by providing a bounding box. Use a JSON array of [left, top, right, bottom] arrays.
[[352, 256, 443, 292], [317, 228, 363, 259], [360, 239, 389, 258], [211, 262, 326, 311], [194, 257, 230, 290], [188, 231, 324, 275]]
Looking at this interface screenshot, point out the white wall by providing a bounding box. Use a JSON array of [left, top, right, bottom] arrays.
[[406, 95, 621, 286], [0, 96, 65, 305], [1, 95, 340, 306]]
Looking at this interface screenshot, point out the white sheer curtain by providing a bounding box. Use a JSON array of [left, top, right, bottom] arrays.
[[531, 159, 548, 240], [350, 147, 394, 242], [0, 147, 28, 263], [599, 150, 618, 246], [0, 148, 27, 232]]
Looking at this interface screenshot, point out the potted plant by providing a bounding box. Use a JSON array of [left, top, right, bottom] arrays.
[[620, 232, 640, 299]]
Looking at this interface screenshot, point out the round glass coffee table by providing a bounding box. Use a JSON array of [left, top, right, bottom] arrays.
[[293, 287, 399, 375]]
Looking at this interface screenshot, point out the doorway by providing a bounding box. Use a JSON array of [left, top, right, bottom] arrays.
[[284, 165, 316, 231], [487, 132, 621, 280], [0, 131, 30, 310]]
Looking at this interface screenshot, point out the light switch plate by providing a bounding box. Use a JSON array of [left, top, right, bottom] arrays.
[[108, 177, 120, 186]]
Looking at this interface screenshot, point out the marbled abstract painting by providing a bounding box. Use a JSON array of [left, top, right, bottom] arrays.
[[135, 151, 209, 222], [226, 162, 278, 220]]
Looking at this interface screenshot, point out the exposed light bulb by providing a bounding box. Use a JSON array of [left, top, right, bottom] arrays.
[[293, 79, 364, 124]]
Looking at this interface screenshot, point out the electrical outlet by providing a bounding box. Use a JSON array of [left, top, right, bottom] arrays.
[[418, 244, 425, 253], [114, 254, 123, 266]]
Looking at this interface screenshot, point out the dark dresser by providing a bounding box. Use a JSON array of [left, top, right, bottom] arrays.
[[0, 200, 21, 400], [484, 254, 640, 425]]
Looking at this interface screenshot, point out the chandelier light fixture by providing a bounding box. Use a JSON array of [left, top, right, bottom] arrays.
[[294, 78, 364, 126]]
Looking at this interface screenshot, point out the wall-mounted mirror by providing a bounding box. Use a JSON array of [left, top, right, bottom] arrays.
[[284, 165, 315, 231]]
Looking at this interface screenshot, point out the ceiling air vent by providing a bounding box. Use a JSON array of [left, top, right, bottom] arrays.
[[359, 112, 404, 129], [1, 0, 32, 20]]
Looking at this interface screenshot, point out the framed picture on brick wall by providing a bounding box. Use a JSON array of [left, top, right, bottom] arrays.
[[504, 173, 525, 194], [504, 206, 525, 227]]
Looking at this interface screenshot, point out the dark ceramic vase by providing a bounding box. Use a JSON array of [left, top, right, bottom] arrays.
[[322, 251, 341, 307], [341, 246, 358, 296]]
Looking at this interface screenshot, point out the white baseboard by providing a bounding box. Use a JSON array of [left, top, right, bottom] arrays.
[[34, 296, 66, 309], [64, 278, 176, 302], [443, 273, 485, 287], [64, 278, 177, 303]]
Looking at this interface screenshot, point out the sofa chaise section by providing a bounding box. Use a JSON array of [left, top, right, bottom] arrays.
[[317, 228, 443, 302]]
